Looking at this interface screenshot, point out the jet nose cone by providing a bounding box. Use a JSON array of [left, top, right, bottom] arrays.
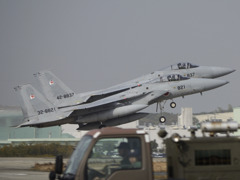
[[204, 79, 229, 91], [215, 79, 229, 87], [213, 67, 236, 78]]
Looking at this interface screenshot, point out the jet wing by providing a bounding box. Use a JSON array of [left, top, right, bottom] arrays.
[[81, 84, 139, 103], [63, 87, 152, 115], [81, 73, 161, 104], [64, 85, 169, 116]]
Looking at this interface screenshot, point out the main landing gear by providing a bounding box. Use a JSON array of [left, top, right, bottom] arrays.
[[159, 116, 166, 123], [157, 100, 176, 123]]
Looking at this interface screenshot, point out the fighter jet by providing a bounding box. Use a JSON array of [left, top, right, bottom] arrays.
[[14, 74, 228, 129], [33, 62, 234, 110], [113, 62, 235, 88]]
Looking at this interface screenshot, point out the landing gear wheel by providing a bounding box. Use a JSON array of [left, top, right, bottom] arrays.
[[170, 102, 176, 108], [159, 116, 166, 123]]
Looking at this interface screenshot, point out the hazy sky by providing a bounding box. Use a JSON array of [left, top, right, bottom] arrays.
[[0, 1, 239, 114]]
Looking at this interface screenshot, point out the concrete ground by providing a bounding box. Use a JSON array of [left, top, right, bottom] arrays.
[[0, 157, 55, 180], [0, 157, 167, 180]]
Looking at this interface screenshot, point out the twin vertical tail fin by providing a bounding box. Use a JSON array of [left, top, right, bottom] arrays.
[[14, 84, 71, 127], [33, 71, 77, 106]]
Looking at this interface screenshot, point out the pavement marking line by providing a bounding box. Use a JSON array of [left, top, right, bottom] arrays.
[[0, 173, 28, 176]]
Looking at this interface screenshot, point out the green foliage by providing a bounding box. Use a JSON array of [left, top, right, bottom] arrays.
[[150, 139, 158, 152], [91, 152, 103, 158], [228, 104, 233, 112], [195, 104, 234, 115], [139, 113, 178, 126], [102, 141, 116, 152], [192, 117, 199, 125], [0, 143, 74, 157]]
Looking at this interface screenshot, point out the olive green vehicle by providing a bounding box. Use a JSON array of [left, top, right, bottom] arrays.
[[164, 120, 240, 180]]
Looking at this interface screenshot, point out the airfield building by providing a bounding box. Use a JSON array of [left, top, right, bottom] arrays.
[[178, 107, 193, 128], [0, 107, 77, 147], [1, 106, 240, 149]]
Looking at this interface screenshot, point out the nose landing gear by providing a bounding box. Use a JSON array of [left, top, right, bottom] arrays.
[[170, 102, 176, 108]]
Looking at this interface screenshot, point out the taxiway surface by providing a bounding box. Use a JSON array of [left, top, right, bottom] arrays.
[[0, 157, 54, 180]]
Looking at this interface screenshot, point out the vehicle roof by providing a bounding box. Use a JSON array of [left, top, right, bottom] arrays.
[[172, 136, 240, 143]]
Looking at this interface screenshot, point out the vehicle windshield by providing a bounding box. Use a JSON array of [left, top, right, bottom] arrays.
[[86, 137, 142, 179], [64, 135, 93, 176]]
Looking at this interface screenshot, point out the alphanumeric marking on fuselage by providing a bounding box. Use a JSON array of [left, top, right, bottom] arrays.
[[38, 108, 56, 115], [177, 85, 185, 90], [57, 93, 74, 100], [187, 72, 195, 77]]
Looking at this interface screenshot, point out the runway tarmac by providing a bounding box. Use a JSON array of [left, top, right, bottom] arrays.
[[0, 157, 55, 180], [0, 157, 166, 180]]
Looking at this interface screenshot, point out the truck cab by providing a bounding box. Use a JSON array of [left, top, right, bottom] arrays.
[[52, 127, 153, 180]]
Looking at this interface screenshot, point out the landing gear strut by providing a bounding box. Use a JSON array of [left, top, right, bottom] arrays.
[[156, 101, 167, 123], [98, 122, 106, 129], [156, 100, 176, 123]]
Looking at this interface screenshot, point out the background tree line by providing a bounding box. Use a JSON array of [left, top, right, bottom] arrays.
[[0, 143, 74, 157]]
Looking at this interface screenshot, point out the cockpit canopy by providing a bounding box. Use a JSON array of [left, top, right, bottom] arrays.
[[164, 74, 189, 82], [163, 62, 199, 71], [171, 62, 199, 70], [150, 74, 189, 83]]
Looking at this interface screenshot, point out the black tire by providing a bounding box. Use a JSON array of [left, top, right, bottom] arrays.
[[159, 116, 166, 123], [170, 102, 176, 108]]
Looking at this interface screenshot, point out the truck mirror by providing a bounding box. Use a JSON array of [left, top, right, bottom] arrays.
[[49, 171, 56, 180], [55, 155, 63, 174]]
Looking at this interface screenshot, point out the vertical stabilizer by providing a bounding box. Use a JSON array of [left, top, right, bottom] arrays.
[[14, 84, 57, 120], [34, 71, 76, 106], [14, 84, 67, 126]]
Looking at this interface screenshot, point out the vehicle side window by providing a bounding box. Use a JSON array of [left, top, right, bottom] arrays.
[[86, 137, 142, 180]]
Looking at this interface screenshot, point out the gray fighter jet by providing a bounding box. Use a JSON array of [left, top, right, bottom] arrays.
[[111, 62, 234, 90], [14, 74, 228, 129], [33, 62, 234, 109], [161, 62, 235, 78]]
